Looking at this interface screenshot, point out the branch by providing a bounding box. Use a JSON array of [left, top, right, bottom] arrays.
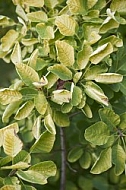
[[60, 127, 66, 190]]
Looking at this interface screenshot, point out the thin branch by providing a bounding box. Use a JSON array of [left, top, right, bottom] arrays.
[[60, 127, 66, 190]]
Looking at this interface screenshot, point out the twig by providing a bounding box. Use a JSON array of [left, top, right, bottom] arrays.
[[60, 127, 66, 190]]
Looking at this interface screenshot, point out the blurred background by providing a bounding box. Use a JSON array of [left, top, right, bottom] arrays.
[[0, 0, 16, 87]]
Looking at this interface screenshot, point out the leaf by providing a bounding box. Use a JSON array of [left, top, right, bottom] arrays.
[[82, 103, 92, 118], [32, 116, 42, 139], [95, 73, 123, 84], [83, 23, 101, 45], [84, 81, 109, 106], [53, 111, 70, 127], [27, 11, 48, 22], [30, 131, 55, 153], [79, 152, 92, 169], [119, 112, 126, 129], [46, 73, 59, 89], [16, 63, 39, 87], [17, 161, 56, 185], [48, 64, 72, 80], [3, 129, 23, 157], [90, 43, 113, 64], [36, 23, 54, 39], [2, 100, 22, 123], [77, 44, 93, 70], [16, 5, 28, 22], [1, 30, 19, 52], [0, 123, 19, 147], [51, 89, 71, 105], [112, 144, 126, 175], [67, 0, 87, 15], [71, 85, 83, 106], [0, 185, 18, 190], [1, 162, 30, 170], [13, 150, 31, 164], [34, 91, 48, 115], [11, 42, 22, 64], [22, 0, 44, 7], [61, 103, 73, 113], [110, 0, 126, 15], [99, 108, 120, 130], [21, 38, 39, 46], [91, 147, 112, 174], [120, 77, 126, 95], [100, 18, 119, 34], [84, 64, 108, 81], [44, 0, 58, 8], [14, 101, 34, 120], [44, 114, 56, 135], [0, 89, 22, 105], [55, 14, 76, 36], [28, 49, 38, 70], [55, 40, 74, 66], [68, 147, 83, 163], [85, 121, 110, 145], [87, 0, 98, 9]]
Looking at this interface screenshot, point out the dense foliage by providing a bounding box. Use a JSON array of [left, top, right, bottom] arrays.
[[0, 0, 126, 189]]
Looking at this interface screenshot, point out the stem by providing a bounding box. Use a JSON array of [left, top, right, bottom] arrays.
[[60, 127, 66, 190]]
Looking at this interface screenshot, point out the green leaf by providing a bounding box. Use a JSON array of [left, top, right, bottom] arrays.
[[85, 121, 110, 145], [44, 114, 56, 135], [32, 116, 42, 139], [82, 103, 92, 118], [27, 11, 48, 22], [120, 77, 126, 95], [55, 40, 74, 66], [51, 89, 71, 105], [90, 43, 113, 64], [68, 147, 83, 163], [91, 147, 112, 174], [110, 0, 126, 15], [112, 144, 126, 175], [21, 38, 39, 46], [95, 73, 123, 84], [36, 23, 54, 39], [0, 185, 18, 190], [99, 108, 120, 130], [21, 0, 44, 7], [3, 129, 23, 157], [84, 81, 109, 106], [1, 30, 19, 52], [16, 63, 39, 87], [0, 156, 12, 167], [87, 0, 98, 9], [67, 0, 87, 15], [1, 162, 30, 170], [0, 123, 19, 147], [11, 42, 22, 64], [77, 44, 93, 70], [44, 0, 58, 8], [13, 150, 31, 164], [61, 103, 73, 113], [16, 5, 28, 22], [84, 64, 108, 81], [0, 89, 22, 105], [14, 101, 34, 120], [100, 18, 119, 34], [28, 49, 38, 70], [34, 91, 48, 115], [55, 14, 76, 36], [79, 152, 92, 169], [17, 161, 56, 185], [30, 131, 55, 153], [78, 176, 93, 190], [2, 100, 22, 123], [71, 85, 82, 106], [46, 73, 59, 89], [83, 23, 101, 45], [53, 111, 70, 127], [119, 112, 126, 129], [48, 64, 72, 80]]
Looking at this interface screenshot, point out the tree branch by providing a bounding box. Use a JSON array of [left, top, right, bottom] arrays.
[[60, 127, 66, 190]]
